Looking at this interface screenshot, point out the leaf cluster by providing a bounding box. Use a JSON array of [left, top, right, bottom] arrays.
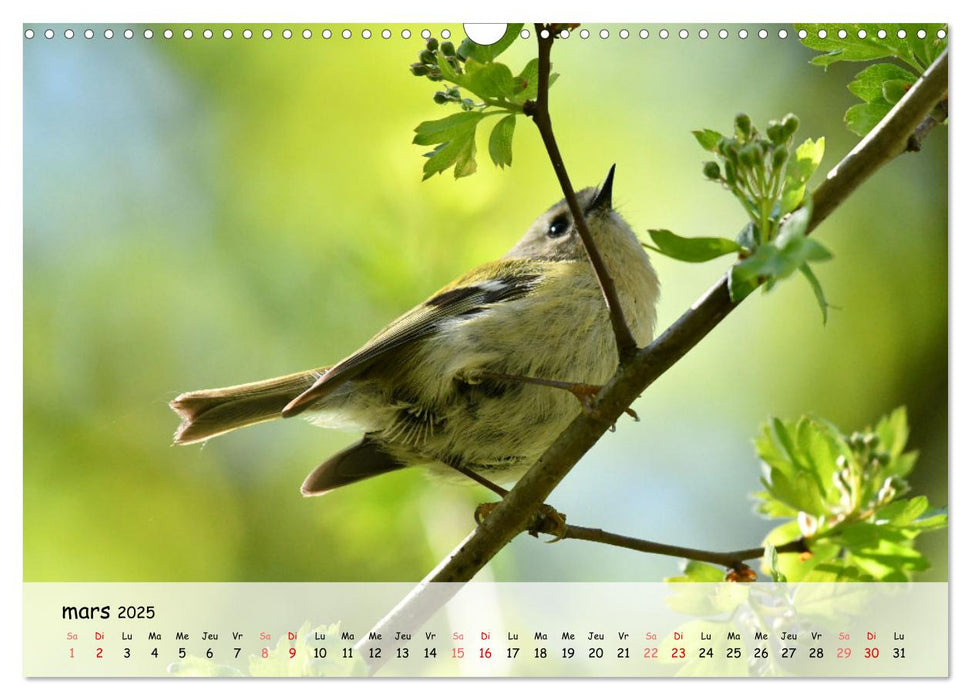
[[645, 113, 831, 321], [410, 24, 557, 180], [796, 23, 948, 136], [754, 407, 946, 582], [670, 408, 945, 584]]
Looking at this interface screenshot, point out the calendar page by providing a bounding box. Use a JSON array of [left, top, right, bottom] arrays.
[[22, 20, 949, 679]]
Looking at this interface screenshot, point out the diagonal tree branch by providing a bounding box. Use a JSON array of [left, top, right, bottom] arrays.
[[356, 47, 948, 675]]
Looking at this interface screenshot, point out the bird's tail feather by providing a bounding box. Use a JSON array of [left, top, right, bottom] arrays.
[[301, 437, 407, 496], [170, 368, 326, 445]]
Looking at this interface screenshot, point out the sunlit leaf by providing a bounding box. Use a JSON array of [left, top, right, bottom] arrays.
[[781, 138, 825, 215], [464, 60, 516, 100], [413, 112, 485, 146], [692, 128, 724, 151], [488, 114, 516, 168], [644, 229, 741, 262], [847, 63, 917, 102]]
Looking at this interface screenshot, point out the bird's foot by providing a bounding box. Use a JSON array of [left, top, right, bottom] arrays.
[[474, 502, 567, 543], [476, 371, 638, 422], [566, 383, 639, 422]]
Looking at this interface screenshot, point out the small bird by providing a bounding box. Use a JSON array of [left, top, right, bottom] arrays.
[[170, 166, 660, 497]]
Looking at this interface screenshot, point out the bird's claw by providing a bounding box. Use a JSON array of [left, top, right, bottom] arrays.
[[569, 383, 602, 417], [474, 502, 498, 525], [570, 384, 639, 423], [474, 502, 567, 543], [528, 504, 567, 543]]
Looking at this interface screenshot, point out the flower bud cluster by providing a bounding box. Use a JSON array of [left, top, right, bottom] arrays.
[[703, 112, 799, 186], [410, 37, 463, 81], [702, 112, 801, 245]]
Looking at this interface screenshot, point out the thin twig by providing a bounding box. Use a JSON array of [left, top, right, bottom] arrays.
[[355, 48, 948, 676], [560, 525, 809, 569], [526, 23, 639, 362]]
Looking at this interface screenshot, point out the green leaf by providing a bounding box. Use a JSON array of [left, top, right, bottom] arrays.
[[794, 416, 845, 503], [666, 560, 725, 583], [775, 198, 814, 247], [731, 249, 831, 304], [839, 64, 919, 138], [644, 229, 741, 262], [844, 101, 892, 137], [907, 24, 948, 67], [754, 415, 853, 518], [847, 63, 917, 102], [436, 52, 467, 86], [875, 495, 928, 527], [421, 127, 479, 180], [457, 24, 524, 63], [728, 264, 761, 303], [761, 465, 820, 516], [765, 544, 787, 582], [886, 450, 918, 479], [800, 563, 874, 583], [798, 24, 947, 72], [413, 112, 485, 146], [414, 112, 486, 180], [509, 58, 556, 103], [781, 137, 825, 215], [692, 128, 724, 151], [750, 406, 944, 582], [513, 59, 540, 98], [487, 114, 515, 168], [752, 490, 800, 519], [736, 221, 758, 250], [844, 537, 929, 581], [882, 79, 910, 104], [906, 507, 948, 532], [797, 24, 898, 67], [730, 204, 831, 302], [799, 263, 830, 324], [869, 24, 947, 70], [762, 522, 841, 581], [874, 406, 909, 456], [464, 60, 516, 100]]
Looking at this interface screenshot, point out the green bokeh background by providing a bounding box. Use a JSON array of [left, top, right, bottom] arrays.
[[24, 23, 947, 582]]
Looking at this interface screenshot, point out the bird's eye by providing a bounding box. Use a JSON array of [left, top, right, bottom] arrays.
[[547, 213, 571, 239]]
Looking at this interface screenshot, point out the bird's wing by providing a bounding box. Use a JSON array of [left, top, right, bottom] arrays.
[[282, 266, 542, 417]]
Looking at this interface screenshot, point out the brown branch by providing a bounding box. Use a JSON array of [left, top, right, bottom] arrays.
[[559, 526, 809, 570], [526, 23, 639, 362], [355, 47, 948, 675]]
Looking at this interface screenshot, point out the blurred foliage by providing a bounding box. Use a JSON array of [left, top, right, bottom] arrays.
[[23, 23, 947, 582]]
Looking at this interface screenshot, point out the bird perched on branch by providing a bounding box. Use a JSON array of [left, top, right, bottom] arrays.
[[170, 166, 659, 497]]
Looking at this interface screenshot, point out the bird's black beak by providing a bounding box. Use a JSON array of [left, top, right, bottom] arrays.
[[589, 164, 616, 212]]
